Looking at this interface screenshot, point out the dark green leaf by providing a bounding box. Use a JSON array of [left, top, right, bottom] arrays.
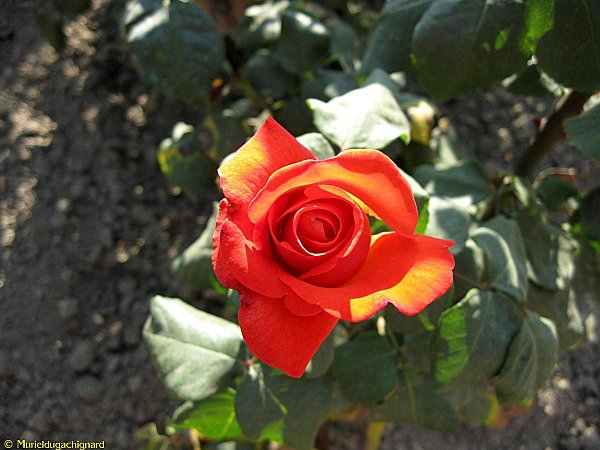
[[521, 0, 555, 53], [274, 10, 330, 76], [300, 70, 358, 101], [412, 0, 529, 99], [433, 289, 521, 384], [242, 50, 297, 100], [535, 175, 579, 210], [579, 187, 600, 241], [171, 389, 242, 440], [52, 0, 90, 17], [144, 296, 243, 401], [385, 305, 432, 335], [453, 239, 485, 301], [372, 368, 460, 432], [328, 18, 360, 71], [123, 0, 224, 103], [399, 167, 429, 216], [426, 196, 471, 253], [430, 118, 466, 165], [275, 375, 333, 450], [157, 122, 217, 199], [297, 132, 335, 160], [305, 326, 345, 378], [235, 365, 285, 442], [527, 283, 586, 351], [503, 64, 556, 97], [171, 202, 219, 290], [536, 0, 600, 92], [459, 390, 496, 425], [230, 0, 289, 49], [472, 216, 528, 301], [517, 211, 576, 291], [494, 310, 558, 405], [308, 75, 410, 150], [332, 332, 397, 404], [35, 1, 65, 51], [361, 0, 433, 73], [565, 103, 600, 162], [273, 97, 314, 136], [401, 332, 434, 375], [414, 159, 493, 215]]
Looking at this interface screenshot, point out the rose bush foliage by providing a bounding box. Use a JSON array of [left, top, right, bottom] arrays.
[[212, 118, 454, 377], [134, 0, 600, 448]]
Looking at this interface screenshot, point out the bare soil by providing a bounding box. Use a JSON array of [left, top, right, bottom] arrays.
[[1, 2, 598, 449]]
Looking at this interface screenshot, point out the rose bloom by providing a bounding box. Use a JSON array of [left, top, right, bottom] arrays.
[[212, 118, 454, 377]]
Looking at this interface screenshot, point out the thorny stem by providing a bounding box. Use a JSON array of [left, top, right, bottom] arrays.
[[514, 90, 591, 178]]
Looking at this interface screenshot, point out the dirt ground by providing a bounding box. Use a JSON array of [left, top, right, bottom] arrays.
[[1, 1, 599, 449]]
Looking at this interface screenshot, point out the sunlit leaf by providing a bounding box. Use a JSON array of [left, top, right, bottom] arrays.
[[494, 310, 558, 405], [144, 296, 243, 401], [433, 289, 521, 384]]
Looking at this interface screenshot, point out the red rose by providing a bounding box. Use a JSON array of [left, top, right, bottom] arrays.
[[212, 118, 454, 377]]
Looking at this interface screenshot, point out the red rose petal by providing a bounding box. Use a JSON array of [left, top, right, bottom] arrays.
[[219, 118, 316, 213], [238, 292, 338, 378], [248, 149, 418, 236], [279, 233, 455, 321]]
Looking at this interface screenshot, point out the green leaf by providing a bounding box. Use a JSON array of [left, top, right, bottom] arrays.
[[426, 196, 471, 253], [235, 365, 285, 442], [237, 365, 332, 450], [412, 0, 529, 100], [579, 187, 600, 241], [535, 175, 579, 210], [401, 332, 434, 375], [52, 0, 90, 17], [414, 159, 493, 215], [494, 310, 558, 405], [517, 211, 576, 291], [433, 289, 521, 384], [297, 132, 335, 160], [308, 78, 410, 150], [230, 0, 290, 49], [459, 390, 496, 425], [300, 70, 358, 101], [332, 332, 397, 404], [157, 122, 216, 199], [123, 0, 224, 103], [430, 118, 466, 165], [305, 325, 345, 378], [453, 239, 485, 301], [372, 368, 460, 433], [503, 64, 556, 97], [274, 10, 331, 76], [385, 305, 432, 335], [361, 0, 434, 73], [242, 49, 298, 100], [35, 1, 65, 51], [144, 296, 243, 401], [527, 283, 586, 351], [536, 0, 600, 92], [328, 18, 360, 71], [171, 202, 219, 290], [274, 97, 314, 136], [275, 375, 333, 450], [521, 0, 555, 53], [471, 216, 528, 301], [565, 103, 600, 162], [171, 389, 242, 440], [399, 167, 429, 216]]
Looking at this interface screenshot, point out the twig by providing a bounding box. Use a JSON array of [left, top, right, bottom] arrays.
[[514, 90, 591, 178]]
